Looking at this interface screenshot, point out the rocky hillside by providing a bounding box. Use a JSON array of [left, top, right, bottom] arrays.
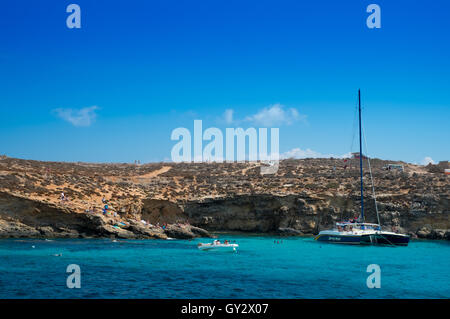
[[0, 156, 448, 240]]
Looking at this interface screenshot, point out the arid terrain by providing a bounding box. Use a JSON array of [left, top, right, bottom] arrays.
[[0, 155, 448, 240]]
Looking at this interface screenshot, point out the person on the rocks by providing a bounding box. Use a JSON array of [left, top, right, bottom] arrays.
[[60, 192, 66, 204]]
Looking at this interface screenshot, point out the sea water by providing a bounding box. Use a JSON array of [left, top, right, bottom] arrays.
[[0, 235, 449, 298]]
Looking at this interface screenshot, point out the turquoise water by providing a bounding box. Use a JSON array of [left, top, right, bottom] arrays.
[[0, 235, 449, 299]]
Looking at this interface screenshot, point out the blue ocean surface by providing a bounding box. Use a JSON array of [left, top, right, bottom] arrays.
[[0, 235, 449, 299]]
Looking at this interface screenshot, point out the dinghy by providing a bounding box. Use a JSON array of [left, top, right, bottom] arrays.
[[197, 240, 238, 251]]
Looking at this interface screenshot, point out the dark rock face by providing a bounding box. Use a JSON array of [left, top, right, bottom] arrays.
[[182, 195, 317, 233], [0, 191, 105, 238], [140, 198, 186, 224], [180, 194, 449, 238]]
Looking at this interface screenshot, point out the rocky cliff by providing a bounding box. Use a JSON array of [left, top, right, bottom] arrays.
[[0, 156, 448, 240]]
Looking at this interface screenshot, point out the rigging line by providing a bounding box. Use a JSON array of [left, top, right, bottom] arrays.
[[349, 95, 358, 154], [361, 119, 381, 227], [381, 234, 396, 247], [375, 233, 397, 247]]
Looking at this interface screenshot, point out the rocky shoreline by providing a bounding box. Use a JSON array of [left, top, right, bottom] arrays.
[[0, 192, 213, 240], [0, 157, 448, 240]]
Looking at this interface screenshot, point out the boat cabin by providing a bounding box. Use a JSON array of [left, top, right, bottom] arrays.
[[336, 222, 381, 232]]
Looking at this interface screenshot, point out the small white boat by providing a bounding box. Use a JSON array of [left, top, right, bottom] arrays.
[[197, 240, 238, 251]]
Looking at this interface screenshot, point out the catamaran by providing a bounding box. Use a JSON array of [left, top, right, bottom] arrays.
[[315, 90, 410, 246]]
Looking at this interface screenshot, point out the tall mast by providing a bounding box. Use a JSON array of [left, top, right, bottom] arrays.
[[358, 89, 364, 223]]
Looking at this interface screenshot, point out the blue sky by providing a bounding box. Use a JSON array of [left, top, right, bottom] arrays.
[[0, 0, 449, 164]]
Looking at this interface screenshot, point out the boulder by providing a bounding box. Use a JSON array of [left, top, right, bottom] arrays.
[[163, 224, 211, 239], [189, 225, 212, 238], [430, 229, 447, 240], [416, 227, 432, 238], [164, 224, 196, 239], [126, 220, 167, 239]]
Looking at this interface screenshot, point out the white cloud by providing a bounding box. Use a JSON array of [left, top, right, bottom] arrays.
[[245, 103, 304, 127], [282, 148, 351, 159], [421, 156, 435, 166], [282, 148, 322, 159], [54, 106, 99, 127], [223, 109, 234, 124]]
